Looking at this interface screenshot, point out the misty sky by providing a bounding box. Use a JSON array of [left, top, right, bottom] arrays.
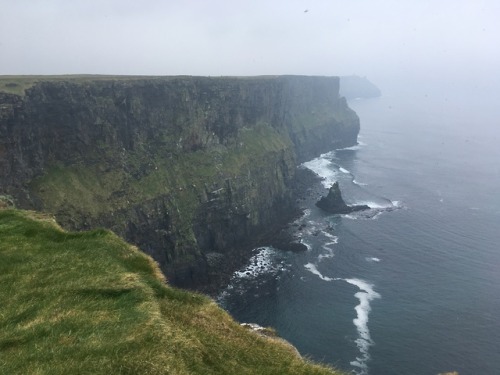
[[1, 0, 499, 92]]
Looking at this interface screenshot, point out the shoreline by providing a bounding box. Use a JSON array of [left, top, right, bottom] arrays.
[[195, 166, 325, 297]]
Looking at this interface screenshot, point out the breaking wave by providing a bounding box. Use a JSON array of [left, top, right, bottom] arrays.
[[302, 153, 339, 188], [217, 247, 288, 306]]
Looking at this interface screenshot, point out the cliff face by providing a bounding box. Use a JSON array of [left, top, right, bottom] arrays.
[[0, 75, 359, 288]]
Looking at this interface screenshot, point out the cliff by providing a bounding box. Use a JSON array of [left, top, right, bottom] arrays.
[[0, 207, 343, 374], [339, 75, 381, 99], [0, 75, 359, 289]]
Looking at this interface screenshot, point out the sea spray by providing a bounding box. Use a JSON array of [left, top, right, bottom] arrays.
[[302, 152, 339, 188]]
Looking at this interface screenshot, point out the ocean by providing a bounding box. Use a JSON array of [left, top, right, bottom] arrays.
[[218, 85, 500, 375]]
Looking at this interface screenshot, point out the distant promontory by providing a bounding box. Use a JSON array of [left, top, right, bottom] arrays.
[[339, 75, 381, 99]]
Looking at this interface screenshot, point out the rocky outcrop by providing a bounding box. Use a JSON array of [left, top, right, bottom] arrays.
[[316, 182, 369, 214], [0, 75, 359, 290]]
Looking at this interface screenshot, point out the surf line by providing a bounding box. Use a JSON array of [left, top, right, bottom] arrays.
[[304, 263, 380, 375]]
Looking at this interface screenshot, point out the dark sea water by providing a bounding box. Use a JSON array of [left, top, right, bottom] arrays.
[[218, 87, 500, 375]]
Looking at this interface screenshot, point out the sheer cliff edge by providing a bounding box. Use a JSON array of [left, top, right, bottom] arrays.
[[0, 75, 359, 289]]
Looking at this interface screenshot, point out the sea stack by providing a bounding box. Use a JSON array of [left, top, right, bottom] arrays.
[[316, 182, 369, 214]]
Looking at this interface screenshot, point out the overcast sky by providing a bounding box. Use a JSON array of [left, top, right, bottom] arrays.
[[1, 0, 499, 92]]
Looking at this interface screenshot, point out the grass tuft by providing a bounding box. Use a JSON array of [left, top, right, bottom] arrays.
[[0, 209, 344, 375]]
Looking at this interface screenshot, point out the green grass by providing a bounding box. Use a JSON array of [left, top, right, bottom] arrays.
[[0, 75, 283, 96], [0, 208, 343, 375], [0, 75, 168, 96], [30, 122, 295, 254]]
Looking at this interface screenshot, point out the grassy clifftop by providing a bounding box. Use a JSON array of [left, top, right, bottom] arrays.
[[0, 75, 179, 96], [0, 208, 342, 375]]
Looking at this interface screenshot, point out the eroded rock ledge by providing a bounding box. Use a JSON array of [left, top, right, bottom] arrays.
[[0, 75, 359, 290]]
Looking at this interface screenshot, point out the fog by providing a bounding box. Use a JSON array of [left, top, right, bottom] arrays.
[[1, 0, 499, 95]]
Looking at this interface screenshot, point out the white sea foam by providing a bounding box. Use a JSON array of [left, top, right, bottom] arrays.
[[344, 278, 381, 375], [322, 231, 339, 242], [318, 231, 338, 261], [302, 263, 380, 374], [337, 141, 365, 151], [365, 257, 381, 262], [343, 214, 358, 220], [302, 265, 380, 374], [304, 263, 334, 281], [353, 179, 368, 186], [216, 247, 290, 306], [233, 247, 277, 279], [350, 359, 368, 374], [319, 243, 335, 261], [318, 252, 334, 262], [302, 241, 313, 251], [342, 200, 403, 221], [339, 167, 351, 174], [302, 155, 338, 188], [340, 145, 360, 151], [355, 200, 389, 209], [300, 220, 320, 236]]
